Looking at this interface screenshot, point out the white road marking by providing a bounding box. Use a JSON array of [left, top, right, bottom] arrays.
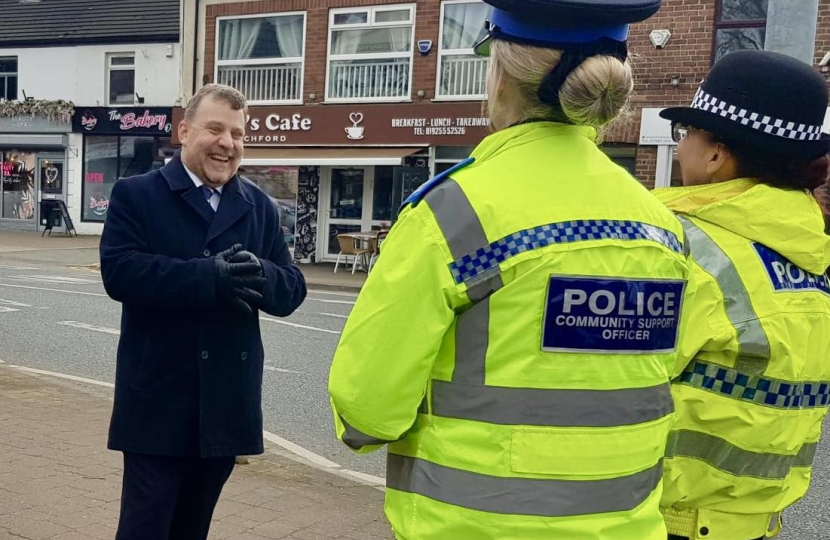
[[340, 469, 386, 486], [7, 365, 115, 388], [0, 283, 108, 297], [2, 363, 384, 488], [9, 275, 100, 285], [260, 317, 341, 335], [320, 313, 349, 319], [0, 306, 19, 313], [0, 299, 31, 308], [305, 297, 355, 306], [264, 365, 304, 375], [307, 289, 358, 298], [262, 430, 341, 468], [0, 264, 38, 270], [57, 321, 120, 335]]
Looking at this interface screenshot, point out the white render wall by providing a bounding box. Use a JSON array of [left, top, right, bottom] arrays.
[[3, 42, 182, 106]]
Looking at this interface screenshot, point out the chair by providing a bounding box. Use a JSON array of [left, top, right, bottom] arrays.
[[334, 233, 371, 275], [367, 231, 389, 274]]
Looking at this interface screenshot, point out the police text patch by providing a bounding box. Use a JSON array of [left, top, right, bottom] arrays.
[[754, 243, 830, 295], [542, 276, 684, 354]]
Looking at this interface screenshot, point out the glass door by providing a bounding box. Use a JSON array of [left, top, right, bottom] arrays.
[[324, 167, 371, 258]]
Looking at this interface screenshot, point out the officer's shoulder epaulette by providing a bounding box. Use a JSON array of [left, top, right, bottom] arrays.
[[400, 157, 475, 210]]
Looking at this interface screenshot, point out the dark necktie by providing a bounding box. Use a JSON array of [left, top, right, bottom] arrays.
[[200, 185, 219, 212]]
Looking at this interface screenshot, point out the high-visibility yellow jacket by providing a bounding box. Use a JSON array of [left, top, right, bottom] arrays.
[[655, 180, 830, 540], [329, 122, 692, 540]]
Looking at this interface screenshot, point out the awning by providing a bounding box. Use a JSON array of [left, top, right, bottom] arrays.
[[241, 147, 423, 166]]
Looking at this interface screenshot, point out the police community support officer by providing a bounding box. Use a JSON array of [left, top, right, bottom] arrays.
[[329, 1, 694, 539], [654, 51, 830, 540]]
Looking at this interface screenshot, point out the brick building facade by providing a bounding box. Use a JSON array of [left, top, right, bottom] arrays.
[[184, 0, 829, 262]]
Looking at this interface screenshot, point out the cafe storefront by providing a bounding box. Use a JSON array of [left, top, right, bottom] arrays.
[[172, 102, 488, 263]]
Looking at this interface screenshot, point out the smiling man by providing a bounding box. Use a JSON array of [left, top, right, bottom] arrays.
[[99, 84, 307, 540]]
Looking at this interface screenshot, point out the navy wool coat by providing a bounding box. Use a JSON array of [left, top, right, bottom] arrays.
[[100, 154, 307, 458]]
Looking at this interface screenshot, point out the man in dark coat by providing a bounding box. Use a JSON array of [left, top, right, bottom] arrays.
[[100, 83, 307, 540]]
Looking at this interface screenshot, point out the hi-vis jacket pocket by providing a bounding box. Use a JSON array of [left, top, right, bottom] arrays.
[[510, 416, 673, 477]]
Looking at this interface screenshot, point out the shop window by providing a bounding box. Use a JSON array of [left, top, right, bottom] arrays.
[[437, 1, 491, 100], [217, 12, 306, 104], [1, 150, 35, 220], [107, 53, 136, 105], [434, 145, 474, 175], [237, 166, 299, 249], [327, 4, 415, 102], [0, 57, 17, 101], [714, 0, 767, 63], [82, 136, 173, 222]]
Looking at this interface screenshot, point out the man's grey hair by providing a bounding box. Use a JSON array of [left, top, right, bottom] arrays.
[[184, 84, 248, 122]]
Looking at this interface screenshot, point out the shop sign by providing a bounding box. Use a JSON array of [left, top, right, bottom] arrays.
[[0, 115, 70, 133], [72, 107, 173, 135], [171, 102, 489, 147]]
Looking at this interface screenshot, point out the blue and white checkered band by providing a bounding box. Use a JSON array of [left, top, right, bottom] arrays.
[[691, 88, 825, 142]]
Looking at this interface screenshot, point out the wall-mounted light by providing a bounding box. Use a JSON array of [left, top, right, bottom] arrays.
[[135, 93, 145, 104]]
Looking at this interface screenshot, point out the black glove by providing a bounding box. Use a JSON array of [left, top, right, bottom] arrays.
[[214, 245, 264, 315], [229, 250, 266, 291]]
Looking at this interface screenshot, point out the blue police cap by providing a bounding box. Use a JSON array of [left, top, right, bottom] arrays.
[[474, 0, 662, 55]]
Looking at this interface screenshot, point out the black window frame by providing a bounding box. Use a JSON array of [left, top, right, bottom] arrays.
[[712, 0, 768, 64], [0, 56, 18, 101]]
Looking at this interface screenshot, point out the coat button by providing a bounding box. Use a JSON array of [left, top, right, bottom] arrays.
[[241, 352, 248, 361], [201, 350, 209, 360], [203, 249, 211, 257]]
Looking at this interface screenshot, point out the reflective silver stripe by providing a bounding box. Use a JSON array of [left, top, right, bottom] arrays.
[[340, 415, 396, 450], [425, 178, 498, 384], [666, 430, 818, 479], [425, 179, 490, 261], [387, 454, 663, 517], [424, 178, 505, 303], [432, 379, 673, 426], [453, 300, 490, 385], [678, 216, 771, 374]]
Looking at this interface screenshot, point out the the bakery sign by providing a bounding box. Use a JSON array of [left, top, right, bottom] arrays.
[[73, 107, 173, 135], [171, 102, 489, 146]]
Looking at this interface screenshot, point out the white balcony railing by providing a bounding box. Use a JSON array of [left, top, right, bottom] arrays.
[[439, 55, 489, 98], [217, 63, 302, 103], [328, 59, 410, 100]]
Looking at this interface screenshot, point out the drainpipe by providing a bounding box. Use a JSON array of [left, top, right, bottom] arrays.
[[191, 0, 201, 96]]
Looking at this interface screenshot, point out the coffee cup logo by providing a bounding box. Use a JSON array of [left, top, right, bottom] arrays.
[[345, 112, 364, 140]]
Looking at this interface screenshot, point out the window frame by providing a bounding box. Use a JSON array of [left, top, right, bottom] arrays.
[[325, 3, 416, 103], [106, 52, 136, 106], [0, 56, 18, 101], [711, 0, 768, 64], [435, 0, 491, 101], [214, 11, 307, 105]]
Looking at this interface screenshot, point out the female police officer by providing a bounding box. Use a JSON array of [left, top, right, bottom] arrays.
[[329, 1, 693, 539], [654, 51, 830, 540]]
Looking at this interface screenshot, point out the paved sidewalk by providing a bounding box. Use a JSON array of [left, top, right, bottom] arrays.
[[0, 366, 391, 540]]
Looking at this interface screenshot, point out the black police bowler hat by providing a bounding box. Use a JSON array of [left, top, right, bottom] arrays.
[[661, 51, 830, 159]]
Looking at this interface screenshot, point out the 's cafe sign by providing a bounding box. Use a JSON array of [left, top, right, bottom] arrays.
[[171, 102, 489, 146]]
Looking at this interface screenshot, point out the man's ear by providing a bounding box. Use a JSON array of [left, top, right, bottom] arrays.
[[177, 120, 188, 147]]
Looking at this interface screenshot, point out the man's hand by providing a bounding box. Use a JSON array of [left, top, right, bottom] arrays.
[[214, 245, 266, 315]]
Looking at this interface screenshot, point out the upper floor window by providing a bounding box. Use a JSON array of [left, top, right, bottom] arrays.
[[437, 1, 491, 100], [714, 0, 767, 63], [0, 57, 17, 101], [107, 53, 136, 105], [327, 4, 415, 102], [216, 12, 306, 104]]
